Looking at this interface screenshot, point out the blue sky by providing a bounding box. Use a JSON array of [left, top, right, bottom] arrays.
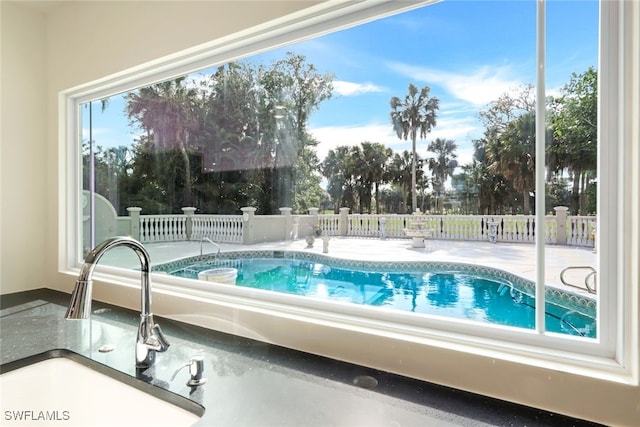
[[87, 0, 598, 169]]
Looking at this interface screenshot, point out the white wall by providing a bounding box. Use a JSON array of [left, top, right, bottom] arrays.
[[0, 2, 48, 294], [1, 2, 638, 426]]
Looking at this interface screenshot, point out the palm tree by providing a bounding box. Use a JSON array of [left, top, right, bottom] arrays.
[[458, 161, 482, 214], [470, 138, 514, 215], [486, 111, 536, 214], [321, 146, 357, 212], [350, 145, 369, 213], [358, 142, 392, 214], [387, 150, 418, 214], [390, 84, 439, 212], [427, 138, 458, 214]]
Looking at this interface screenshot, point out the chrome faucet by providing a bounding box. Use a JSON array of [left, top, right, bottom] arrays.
[[65, 236, 170, 368]]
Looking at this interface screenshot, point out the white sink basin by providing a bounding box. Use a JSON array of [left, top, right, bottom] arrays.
[[0, 350, 203, 427]]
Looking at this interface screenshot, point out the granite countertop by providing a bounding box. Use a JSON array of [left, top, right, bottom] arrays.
[[0, 289, 602, 427]]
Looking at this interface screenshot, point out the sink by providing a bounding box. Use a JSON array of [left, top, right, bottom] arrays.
[[0, 349, 204, 427]]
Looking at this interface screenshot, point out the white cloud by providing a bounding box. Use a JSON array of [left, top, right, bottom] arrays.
[[388, 62, 524, 106], [332, 80, 385, 96], [455, 145, 476, 170], [430, 116, 477, 138], [310, 123, 397, 161], [82, 127, 139, 148]]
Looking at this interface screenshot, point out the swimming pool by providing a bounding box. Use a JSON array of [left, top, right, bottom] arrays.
[[154, 251, 597, 338]]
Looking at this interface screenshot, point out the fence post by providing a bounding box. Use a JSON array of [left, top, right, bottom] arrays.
[[306, 207, 318, 235], [126, 207, 142, 240], [241, 207, 257, 244], [181, 207, 197, 240], [554, 206, 569, 245], [339, 207, 350, 236], [279, 207, 293, 240]]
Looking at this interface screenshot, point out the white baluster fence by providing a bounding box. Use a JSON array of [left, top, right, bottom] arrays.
[[139, 215, 187, 242], [117, 206, 594, 248], [190, 215, 243, 243], [567, 216, 596, 246]]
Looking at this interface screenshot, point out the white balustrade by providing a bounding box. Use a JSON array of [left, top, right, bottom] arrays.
[[130, 208, 594, 247], [191, 215, 243, 243], [140, 215, 187, 242], [348, 215, 381, 237], [567, 216, 595, 246], [318, 215, 340, 236]]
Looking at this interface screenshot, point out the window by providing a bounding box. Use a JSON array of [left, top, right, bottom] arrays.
[[65, 0, 633, 372]]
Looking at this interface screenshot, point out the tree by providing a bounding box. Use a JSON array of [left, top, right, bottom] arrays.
[[416, 169, 431, 212], [261, 52, 334, 211], [123, 54, 333, 215], [321, 146, 357, 212], [82, 142, 132, 215], [453, 169, 478, 214], [365, 142, 393, 214], [121, 134, 188, 214], [294, 145, 326, 213], [478, 85, 536, 214], [351, 145, 370, 214], [126, 77, 199, 208], [387, 150, 422, 214], [427, 138, 458, 214], [478, 84, 535, 132], [545, 177, 572, 212], [352, 142, 392, 214], [379, 187, 403, 214], [549, 67, 597, 214], [390, 84, 439, 212], [197, 62, 263, 213], [486, 111, 536, 214], [464, 138, 514, 215]]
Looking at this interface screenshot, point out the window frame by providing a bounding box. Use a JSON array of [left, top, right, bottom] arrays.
[[59, 0, 636, 381]]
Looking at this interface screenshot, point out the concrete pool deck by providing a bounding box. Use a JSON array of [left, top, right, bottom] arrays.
[[100, 237, 597, 296]]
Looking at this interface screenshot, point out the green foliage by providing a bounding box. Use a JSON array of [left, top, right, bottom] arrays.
[[427, 138, 458, 213], [321, 142, 393, 214], [388, 150, 425, 213], [110, 53, 333, 215], [545, 178, 572, 213], [583, 180, 597, 215], [321, 146, 358, 213], [87, 55, 597, 219], [477, 86, 537, 214], [293, 147, 326, 213], [548, 67, 597, 214], [83, 142, 132, 215]]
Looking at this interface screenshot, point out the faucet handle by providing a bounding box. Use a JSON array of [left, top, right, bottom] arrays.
[[136, 316, 170, 368], [150, 323, 170, 352], [171, 355, 207, 387]]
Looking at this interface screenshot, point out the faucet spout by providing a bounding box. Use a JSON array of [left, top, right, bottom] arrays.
[[65, 236, 170, 368]]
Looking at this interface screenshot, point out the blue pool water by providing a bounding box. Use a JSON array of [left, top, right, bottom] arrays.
[[157, 253, 596, 338]]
